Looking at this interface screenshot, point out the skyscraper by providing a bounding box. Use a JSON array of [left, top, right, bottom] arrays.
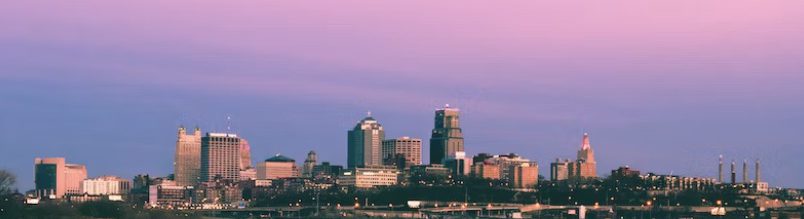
[[347, 113, 384, 168], [382, 137, 422, 169], [429, 105, 464, 164], [718, 155, 723, 183], [574, 133, 597, 179], [200, 133, 243, 182], [742, 160, 748, 183], [239, 139, 252, 170], [174, 126, 201, 186], [730, 160, 736, 184], [303, 151, 317, 177]]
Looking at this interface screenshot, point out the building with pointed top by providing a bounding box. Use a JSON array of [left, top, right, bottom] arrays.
[[347, 114, 385, 168], [174, 126, 202, 186], [572, 133, 597, 179], [429, 105, 464, 164]]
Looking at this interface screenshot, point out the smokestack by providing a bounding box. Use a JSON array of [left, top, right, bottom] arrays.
[[742, 160, 748, 183], [730, 160, 736, 184], [755, 159, 761, 183], [718, 155, 723, 183]]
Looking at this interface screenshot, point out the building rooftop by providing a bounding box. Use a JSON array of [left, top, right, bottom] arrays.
[[265, 154, 295, 163]]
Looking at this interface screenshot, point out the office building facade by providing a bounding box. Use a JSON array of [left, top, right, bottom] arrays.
[[347, 115, 384, 168], [382, 137, 422, 169], [174, 126, 202, 186], [200, 133, 243, 182], [429, 105, 464, 164]]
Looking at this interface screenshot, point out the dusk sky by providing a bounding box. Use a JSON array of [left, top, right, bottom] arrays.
[[1, 1, 803, 190]]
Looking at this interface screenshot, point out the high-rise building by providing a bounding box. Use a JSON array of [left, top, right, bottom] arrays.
[[550, 159, 572, 181], [34, 157, 86, 199], [256, 154, 299, 180], [174, 126, 202, 186], [718, 155, 724, 183], [82, 176, 131, 195], [200, 133, 243, 182], [347, 114, 384, 168], [573, 133, 597, 179], [730, 160, 736, 184], [742, 160, 749, 183], [303, 151, 317, 177], [429, 105, 464, 164], [755, 159, 761, 183], [240, 139, 252, 170], [510, 163, 538, 189], [382, 137, 422, 169]]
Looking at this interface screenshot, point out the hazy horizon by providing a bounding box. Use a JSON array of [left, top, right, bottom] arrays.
[[2, 1, 803, 190]]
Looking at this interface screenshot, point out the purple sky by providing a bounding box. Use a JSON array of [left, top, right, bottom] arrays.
[[1, 1, 803, 190]]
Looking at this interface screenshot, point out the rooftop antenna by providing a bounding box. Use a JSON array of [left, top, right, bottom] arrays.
[[226, 115, 232, 132], [367, 111, 372, 117]]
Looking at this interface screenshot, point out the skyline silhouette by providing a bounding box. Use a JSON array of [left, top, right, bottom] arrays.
[[2, 1, 803, 190]]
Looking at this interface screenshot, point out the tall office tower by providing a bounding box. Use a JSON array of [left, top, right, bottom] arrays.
[[303, 151, 317, 177], [755, 159, 761, 183], [174, 126, 202, 186], [429, 105, 464, 164], [730, 160, 736, 184], [382, 137, 422, 168], [550, 158, 572, 181], [347, 113, 384, 168], [718, 155, 723, 183], [574, 133, 597, 178], [239, 139, 252, 170], [200, 133, 242, 182], [742, 160, 748, 183], [34, 157, 86, 199]]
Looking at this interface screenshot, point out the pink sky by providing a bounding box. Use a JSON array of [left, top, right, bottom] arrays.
[[1, 1, 803, 188]]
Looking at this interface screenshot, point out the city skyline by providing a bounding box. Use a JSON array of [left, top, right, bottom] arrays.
[[2, 1, 804, 191], [12, 110, 794, 191]]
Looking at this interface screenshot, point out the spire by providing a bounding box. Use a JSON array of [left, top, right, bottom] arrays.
[[367, 111, 372, 117], [581, 133, 591, 150]]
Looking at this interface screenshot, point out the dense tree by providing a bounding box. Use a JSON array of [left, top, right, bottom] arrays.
[[0, 169, 16, 195]]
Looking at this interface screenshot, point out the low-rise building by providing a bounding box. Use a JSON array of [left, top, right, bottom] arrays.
[[82, 176, 131, 196], [256, 154, 299, 180], [148, 180, 194, 208], [339, 166, 399, 188]]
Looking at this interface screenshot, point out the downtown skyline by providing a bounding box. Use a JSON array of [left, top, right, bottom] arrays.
[[2, 1, 804, 191]]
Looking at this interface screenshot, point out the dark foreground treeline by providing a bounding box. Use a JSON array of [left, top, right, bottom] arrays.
[[0, 194, 202, 219]]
